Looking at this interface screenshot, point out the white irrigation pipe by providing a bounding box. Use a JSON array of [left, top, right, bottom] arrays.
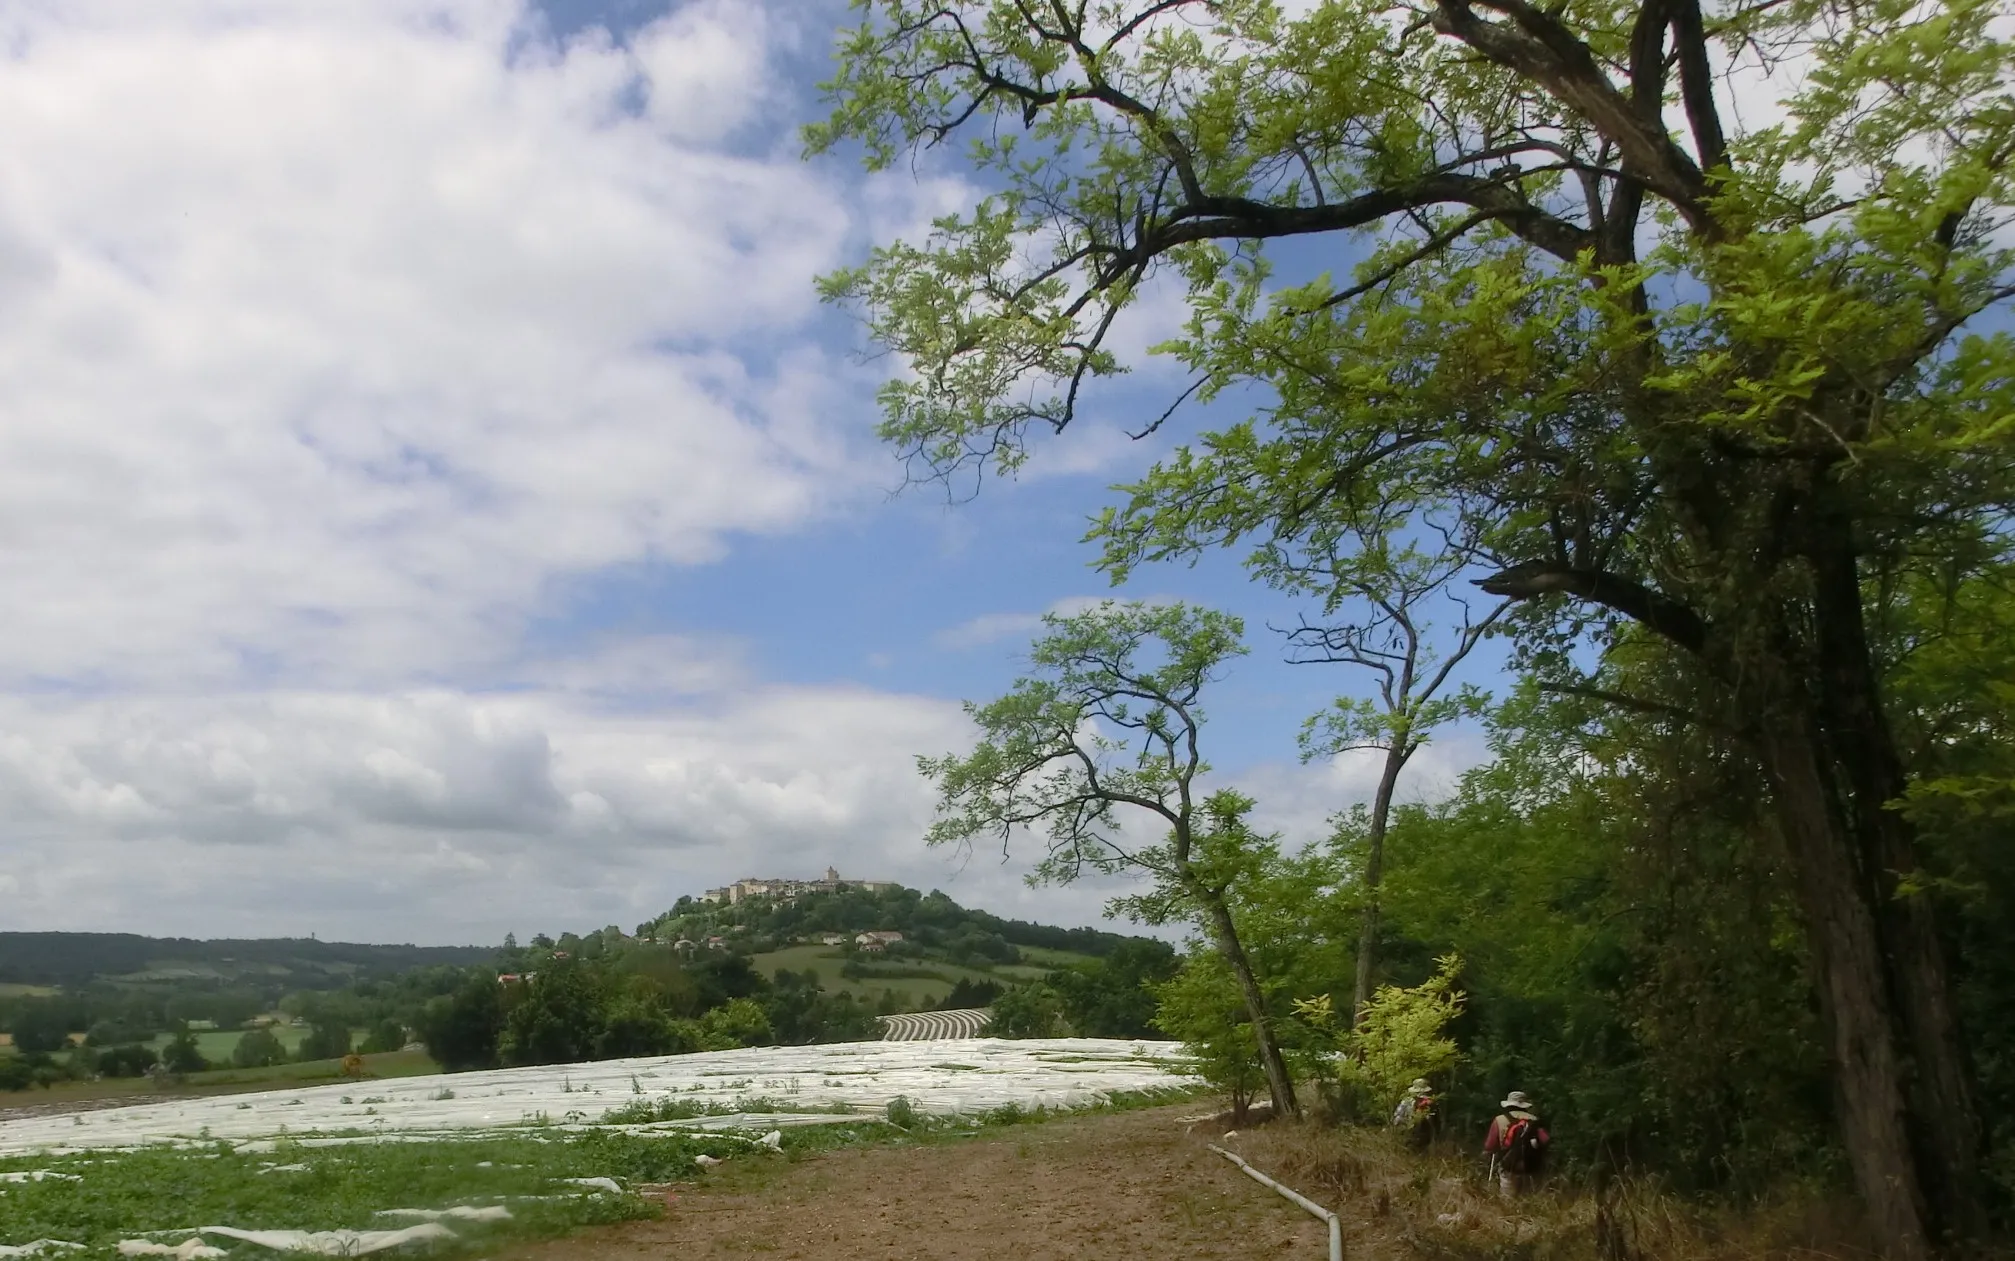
[[1207, 1143, 1343, 1261]]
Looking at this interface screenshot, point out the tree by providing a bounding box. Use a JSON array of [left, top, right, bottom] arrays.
[[297, 1021, 352, 1063], [360, 1019, 406, 1055], [811, 4, 2012, 1251], [986, 982, 1069, 1038], [918, 600, 1299, 1116], [417, 973, 504, 1072], [8, 1004, 70, 1057], [1048, 938, 1178, 1038], [231, 1027, 288, 1069], [1289, 537, 1500, 1023], [1152, 951, 1266, 1124], [160, 1026, 208, 1076]]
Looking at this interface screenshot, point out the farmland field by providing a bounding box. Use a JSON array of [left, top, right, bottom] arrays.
[[751, 945, 1071, 1003], [0, 983, 58, 998], [0, 1039, 1194, 1260], [145, 1024, 312, 1062]]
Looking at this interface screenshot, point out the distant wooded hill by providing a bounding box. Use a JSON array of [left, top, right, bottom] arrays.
[[0, 933, 495, 989]]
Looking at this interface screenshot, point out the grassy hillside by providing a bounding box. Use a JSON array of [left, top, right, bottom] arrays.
[[0, 932, 494, 989], [751, 944, 1067, 1004]]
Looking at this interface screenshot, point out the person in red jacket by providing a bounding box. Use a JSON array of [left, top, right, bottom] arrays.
[[1483, 1090, 1549, 1197]]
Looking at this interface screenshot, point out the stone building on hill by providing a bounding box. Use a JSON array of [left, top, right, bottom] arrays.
[[701, 867, 899, 905]]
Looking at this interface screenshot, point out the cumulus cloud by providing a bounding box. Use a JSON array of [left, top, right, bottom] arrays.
[[0, 0, 1118, 941], [0, 676, 1001, 942], [1239, 734, 1490, 852], [0, 0, 869, 691]]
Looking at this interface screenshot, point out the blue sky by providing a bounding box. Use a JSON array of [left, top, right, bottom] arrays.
[[0, 0, 1495, 944]]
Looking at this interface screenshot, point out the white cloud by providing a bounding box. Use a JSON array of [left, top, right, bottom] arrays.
[[0, 0, 874, 691], [932, 594, 1166, 651], [0, 676, 1003, 942], [1239, 733, 1489, 851]]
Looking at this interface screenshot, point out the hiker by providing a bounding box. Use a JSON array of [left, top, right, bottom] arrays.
[[1390, 1078, 1437, 1148], [1483, 1090, 1549, 1197]]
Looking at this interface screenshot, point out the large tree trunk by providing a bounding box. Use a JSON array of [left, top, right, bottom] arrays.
[[1806, 521, 1986, 1246], [1757, 710, 1933, 1261], [1351, 741, 1411, 1026], [1201, 894, 1299, 1120]]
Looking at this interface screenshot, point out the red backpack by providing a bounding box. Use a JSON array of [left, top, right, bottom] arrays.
[[1500, 1113, 1547, 1172]]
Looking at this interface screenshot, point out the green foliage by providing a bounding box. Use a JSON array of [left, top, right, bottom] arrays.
[[1301, 955, 1465, 1118], [1045, 938, 1178, 1038], [231, 1027, 288, 1069], [985, 983, 1068, 1038], [919, 600, 1247, 891], [418, 972, 505, 1072], [95, 1043, 158, 1078], [1151, 953, 1264, 1118], [8, 1003, 71, 1057], [696, 998, 774, 1050], [359, 1018, 407, 1055], [296, 1021, 352, 1063], [160, 1026, 208, 1075]]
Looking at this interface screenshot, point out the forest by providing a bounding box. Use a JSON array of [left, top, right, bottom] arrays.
[[805, 0, 2015, 1256]]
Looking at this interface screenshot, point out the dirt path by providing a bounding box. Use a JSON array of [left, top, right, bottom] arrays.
[[501, 1105, 1331, 1261]]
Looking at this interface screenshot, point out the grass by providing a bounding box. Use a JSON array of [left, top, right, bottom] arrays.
[[1224, 1120, 1876, 1261], [2, 1051, 441, 1107], [0, 1081, 1200, 1259], [145, 1026, 312, 1063], [750, 944, 1085, 1004]]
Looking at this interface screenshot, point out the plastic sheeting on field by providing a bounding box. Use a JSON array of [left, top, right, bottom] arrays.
[[0, 1172, 81, 1183], [197, 1225, 455, 1256], [118, 1239, 226, 1260], [0, 1243, 82, 1258], [373, 1208, 510, 1223], [0, 1038, 1192, 1157]]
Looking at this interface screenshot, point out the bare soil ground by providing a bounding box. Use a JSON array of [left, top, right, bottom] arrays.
[[498, 1104, 1331, 1261]]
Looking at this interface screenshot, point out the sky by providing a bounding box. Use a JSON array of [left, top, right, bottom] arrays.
[[0, 0, 1497, 946]]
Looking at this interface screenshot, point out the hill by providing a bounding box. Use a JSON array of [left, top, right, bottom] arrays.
[[0, 933, 494, 990], [649, 883, 1139, 964]]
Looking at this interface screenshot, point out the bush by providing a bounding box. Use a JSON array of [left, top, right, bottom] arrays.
[[97, 1043, 159, 1078], [297, 1021, 352, 1062], [232, 1027, 289, 1069], [985, 982, 1068, 1038], [0, 1056, 34, 1091], [360, 1019, 407, 1054], [1298, 954, 1466, 1123], [9, 1005, 72, 1057], [417, 973, 503, 1072], [161, 1028, 209, 1075], [697, 998, 773, 1050]]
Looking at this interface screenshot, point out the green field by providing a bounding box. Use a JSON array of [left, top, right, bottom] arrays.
[[751, 944, 1076, 1005], [0, 983, 57, 998], [0, 1048, 441, 1106], [147, 1023, 313, 1062]]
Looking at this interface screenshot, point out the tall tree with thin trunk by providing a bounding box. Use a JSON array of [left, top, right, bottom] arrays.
[[810, 4, 2012, 1251], [1285, 537, 1502, 1024], [918, 600, 1299, 1118]]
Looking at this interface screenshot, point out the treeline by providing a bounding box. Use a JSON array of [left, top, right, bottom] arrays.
[[0, 933, 491, 988], [413, 951, 909, 1071], [651, 884, 1133, 963]]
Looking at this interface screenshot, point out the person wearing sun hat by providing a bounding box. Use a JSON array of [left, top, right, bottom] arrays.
[[1483, 1090, 1550, 1197], [1390, 1077, 1438, 1148]]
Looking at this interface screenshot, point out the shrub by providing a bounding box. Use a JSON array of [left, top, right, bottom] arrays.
[[161, 1028, 209, 1075], [232, 1028, 289, 1069], [97, 1043, 159, 1078], [297, 1021, 353, 1062], [985, 983, 1068, 1039]]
